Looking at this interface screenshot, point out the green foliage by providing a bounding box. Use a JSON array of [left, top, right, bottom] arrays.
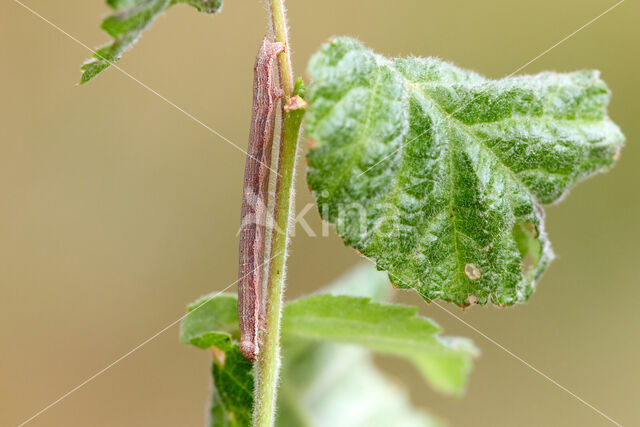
[[181, 294, 253, 426], [306, 37, 624, 307], [181, 265, 475, 425], [283, 294, 476, 395], [278, 342, 441, 427], [208, 345, 254, 427], [181, 294, 239, 349], [80, 0, 222, 83]]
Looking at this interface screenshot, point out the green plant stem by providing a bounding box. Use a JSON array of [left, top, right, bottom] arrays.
[[254, 1, 303, 426], [254, 111, 301, 426], [269, 0, 294, 96]]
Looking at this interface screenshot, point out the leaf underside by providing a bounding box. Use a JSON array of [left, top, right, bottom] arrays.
[[306, 37, 624, 306], [80, 0, 222, 84]]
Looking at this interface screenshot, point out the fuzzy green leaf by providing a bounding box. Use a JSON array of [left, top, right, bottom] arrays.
[[278, 342, 442, 427], [180, 293, 239, 349], [208, 346, 254, 427], [180, 294, 253, 426], [283, 294, 477, 395], [306, 37, 624, 306], [80, 0, 222, 84]]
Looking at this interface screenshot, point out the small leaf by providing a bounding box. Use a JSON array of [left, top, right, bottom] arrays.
[[306, 37, 624, 306], [278, 342, 442, 427], [180, 294, 253, 426], [180, 293, 239, 349], [282, 294, 477, 395], [80, 0, 222, 84], [208, 346, 254, 427]]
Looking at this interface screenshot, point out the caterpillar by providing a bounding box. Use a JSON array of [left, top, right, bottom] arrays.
[[238, 37, 284, 362]]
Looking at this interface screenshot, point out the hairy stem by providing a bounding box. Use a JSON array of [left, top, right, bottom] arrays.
[[269, 0, 294, 97], [253, 1, 304, 426]]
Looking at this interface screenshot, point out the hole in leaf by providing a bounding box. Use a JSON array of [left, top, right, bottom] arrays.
[[464, 263, 481, 280], [513, 222, 542, 277], [211, 347, 226, 366]]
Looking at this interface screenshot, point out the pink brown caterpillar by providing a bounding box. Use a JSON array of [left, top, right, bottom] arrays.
[[238, 37, 284, 362]]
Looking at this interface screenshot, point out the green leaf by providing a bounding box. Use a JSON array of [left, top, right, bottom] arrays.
[[80, 0, 222, 84], [278, 342, 442, 427], [180, 294, 253, 426], [306, 37, 624, 306], [180, 293, 239, 349], [282, 294, 477, 395], [208, 346, 254, 427], [181, 265, 477, 424]]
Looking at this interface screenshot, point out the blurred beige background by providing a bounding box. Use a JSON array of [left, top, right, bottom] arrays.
[[1, 0, 638, 426]]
